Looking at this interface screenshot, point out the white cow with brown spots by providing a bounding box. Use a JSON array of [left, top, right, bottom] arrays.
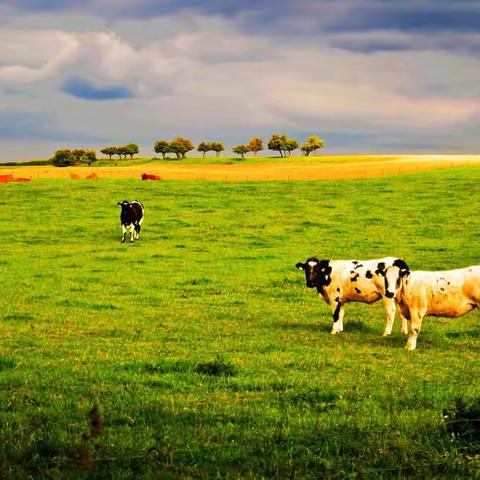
[[296, 257, 409, 336], [384, 264, 480, 350]]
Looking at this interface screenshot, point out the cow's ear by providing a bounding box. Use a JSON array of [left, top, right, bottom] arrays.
[[117, 202, 122, 207], [296, 262, 305, 270], [400, 268, 410, 278]]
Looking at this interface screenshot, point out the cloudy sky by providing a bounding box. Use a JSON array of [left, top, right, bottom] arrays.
[[1, 0, 480, 160]]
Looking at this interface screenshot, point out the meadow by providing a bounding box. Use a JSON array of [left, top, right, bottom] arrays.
[[1, 167, 480, 478]]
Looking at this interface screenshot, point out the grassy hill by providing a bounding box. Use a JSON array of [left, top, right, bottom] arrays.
[[1, 168, 479, 478]]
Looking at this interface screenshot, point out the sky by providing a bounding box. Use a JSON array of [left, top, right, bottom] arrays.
[[1, 0, 480, 160]]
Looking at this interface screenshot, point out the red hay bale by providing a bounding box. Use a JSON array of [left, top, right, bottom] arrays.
[[14, 177, 31, 182], [86, 173, 98, 179], [70, 173, 81, 180], [141, 173, 161, 181], [0, 175, 14, 183]]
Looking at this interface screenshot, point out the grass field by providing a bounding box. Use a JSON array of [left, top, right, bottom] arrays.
[[1, 167, 480, 478]]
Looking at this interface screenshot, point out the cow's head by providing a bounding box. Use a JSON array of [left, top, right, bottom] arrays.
[[118, 200, 131, 223], [384, 259, 410, 298], [296, 257, 332, 289]]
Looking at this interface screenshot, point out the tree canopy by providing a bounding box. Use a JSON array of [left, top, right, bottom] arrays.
[[301, 135, 326, 156], [232, 144, 250, 159], [52, 149, 97, 167], [248, 137, 263, 156]]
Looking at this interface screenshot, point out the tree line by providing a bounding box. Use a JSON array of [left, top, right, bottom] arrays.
[[153, 134, 325, 159], [50, 134, 326, 166]]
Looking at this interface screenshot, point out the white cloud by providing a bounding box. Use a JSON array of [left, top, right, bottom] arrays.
[[0, 10, 480, 159]]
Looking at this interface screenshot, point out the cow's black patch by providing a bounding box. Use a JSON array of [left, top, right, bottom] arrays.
[[318, 260, 332, 287], [337, 287, 340, 292], [440, 287, 445, 292], [393, 258, 410, 277], [352, 261, 358, 265], [355, 287, 361, 294], [365, 270, 373, 279], [375, 262, 386, 276], [354, 264, 363, 270], [350, 273, 359, 282]]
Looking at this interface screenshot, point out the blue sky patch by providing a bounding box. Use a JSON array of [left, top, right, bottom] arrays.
[[62, 77, 133, 101]]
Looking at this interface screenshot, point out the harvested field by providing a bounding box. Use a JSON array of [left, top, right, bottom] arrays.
[[1, 154, 479, 180]]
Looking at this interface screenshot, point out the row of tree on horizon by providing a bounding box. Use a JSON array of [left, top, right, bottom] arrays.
[[51, 134, 326, 167]]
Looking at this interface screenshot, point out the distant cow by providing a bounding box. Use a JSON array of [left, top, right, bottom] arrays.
[[296, 257, 409, 335], [384, 264, 480, 350], [141, 173, 161, 181], [118, 200, 144, 243]]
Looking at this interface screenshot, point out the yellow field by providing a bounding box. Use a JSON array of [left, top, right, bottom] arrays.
[[2, 155, 479, 181]]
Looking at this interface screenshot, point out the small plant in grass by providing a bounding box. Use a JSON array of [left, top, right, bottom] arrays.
[[443, 397, 480, 445], [194, 354, 238, 377], [0, 357, 16, 370]]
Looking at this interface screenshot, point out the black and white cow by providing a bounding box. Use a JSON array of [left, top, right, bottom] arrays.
[[117, 200, 144, 243], [384, 263, 480, 350], [296, 257, 409, 335]]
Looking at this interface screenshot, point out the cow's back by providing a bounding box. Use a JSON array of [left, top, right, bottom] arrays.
[[130, 201, 144, 223], [405, 268, 480, 317]]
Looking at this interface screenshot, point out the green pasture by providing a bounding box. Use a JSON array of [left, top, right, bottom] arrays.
[[1, 168, 480, 478]]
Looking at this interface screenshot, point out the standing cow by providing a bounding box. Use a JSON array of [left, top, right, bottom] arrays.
[[118, 200, 144, 243], [384, 263, 480, 350], [296, 257, 409, 336]]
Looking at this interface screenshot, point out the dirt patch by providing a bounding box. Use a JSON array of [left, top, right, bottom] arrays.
[[2, 155, 479, 181]]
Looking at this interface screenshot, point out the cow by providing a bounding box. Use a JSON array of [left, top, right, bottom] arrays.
[[384, 263, 480, 350], [296, 257, 409, 336], [117, 200, 144, 243], [141, 173, 161, 181]]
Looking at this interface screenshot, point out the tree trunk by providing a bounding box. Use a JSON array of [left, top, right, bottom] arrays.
[[202, 152, 205, 158]]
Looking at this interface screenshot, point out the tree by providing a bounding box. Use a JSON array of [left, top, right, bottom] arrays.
[[301, 135, 326, 156], [232, 144, 250, 159], [153, 140, 171, 159], [51, 149, 73, 167], [267, 134, 288, 157], [284, 139, 299, 157], [248, 137, 263, 156], [124, 143, 139, 159], [170, 137, 195, 159], [81, 149, 97, 166], [51, 149, 97, 167], [100, 146, 117, 160], [197, 141, 211, 158], [210, 141, 225, 158], [120, 146, 131, 159]]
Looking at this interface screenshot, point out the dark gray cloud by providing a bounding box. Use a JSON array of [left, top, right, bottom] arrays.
[[327, 5, 480, 33], [61, 77, 134, 101], [0, 110, 58, 140], [5, 0, 480, 34], [0, 109, 103, 142]]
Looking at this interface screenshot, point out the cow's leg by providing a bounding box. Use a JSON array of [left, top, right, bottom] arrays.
[[405, 310, 423, 351], [137, 215, 143, 240], [331, 301, 345, 334], [121, 225, 127, 243], [382, 297, 396, 336], [399, 311, 409, 335], [129, 224, 135, 242], [135, 222, 141, 240]]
